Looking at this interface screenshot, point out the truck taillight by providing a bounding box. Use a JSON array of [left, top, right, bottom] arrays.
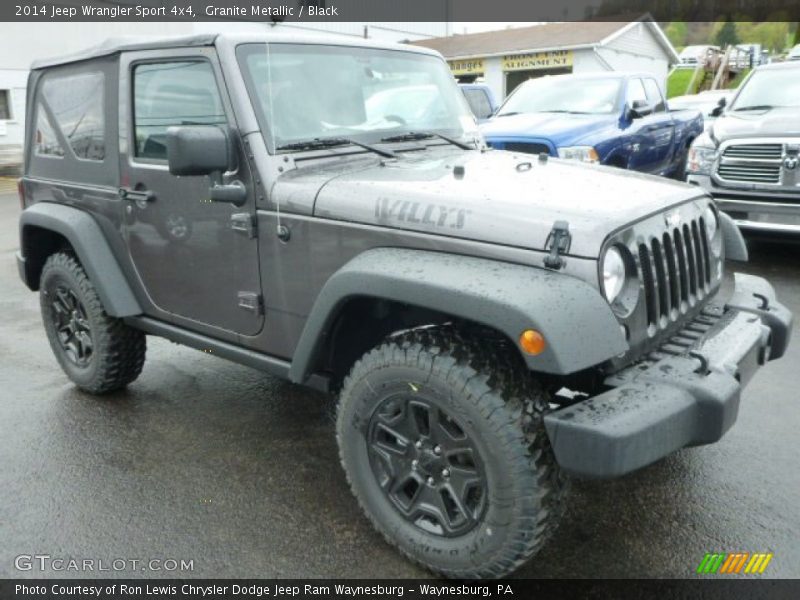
[[17, 179, 25, 209]]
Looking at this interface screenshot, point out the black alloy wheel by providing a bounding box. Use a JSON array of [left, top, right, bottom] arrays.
[[367, 393, 487, 537]]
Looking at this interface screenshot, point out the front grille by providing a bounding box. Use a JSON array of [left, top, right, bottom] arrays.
[[500, 142, 551, 155], [637, 219, 712, 331], [717, 142, 786, 185], [717, 163, 781, 183], [722, 143, 782, 160]]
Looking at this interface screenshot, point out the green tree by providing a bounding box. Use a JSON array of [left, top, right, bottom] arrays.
[[664, 22, 688, 49], [714, 21, 740, 47]]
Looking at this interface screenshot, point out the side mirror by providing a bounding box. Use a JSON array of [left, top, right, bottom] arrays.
[[166, 125, 246, 207], [166, 125, 234, 176], [628, 100, 654, 119], [710, 96, 727, 117]]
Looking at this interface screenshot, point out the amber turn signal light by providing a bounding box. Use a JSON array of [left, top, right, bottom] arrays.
[[519, 329, 546, 355]]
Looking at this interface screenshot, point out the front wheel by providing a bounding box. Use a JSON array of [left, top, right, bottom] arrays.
[[336, 327, 567, 578]]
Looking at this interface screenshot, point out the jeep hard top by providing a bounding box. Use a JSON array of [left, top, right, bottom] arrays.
[[16, 33, 792, 578]]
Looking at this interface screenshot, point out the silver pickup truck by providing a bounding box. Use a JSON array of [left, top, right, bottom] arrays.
[[687, 61, 800, 233]]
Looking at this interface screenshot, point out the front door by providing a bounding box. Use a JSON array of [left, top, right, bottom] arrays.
[[641, 78, 676, 174], [119, 49, 264, 336], [624, 78, 660, 173]]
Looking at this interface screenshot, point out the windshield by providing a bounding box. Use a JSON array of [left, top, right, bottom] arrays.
[[237, 43, 477, 151], [497, 77, 622, 116], [731, 68, 800, 110]]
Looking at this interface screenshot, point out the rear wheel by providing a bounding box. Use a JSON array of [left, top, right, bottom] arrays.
[[336, 327, 567, 578], [40, 252, 146, 394]]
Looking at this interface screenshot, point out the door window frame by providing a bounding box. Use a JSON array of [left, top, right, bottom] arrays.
[[126, 53, 232, 168]]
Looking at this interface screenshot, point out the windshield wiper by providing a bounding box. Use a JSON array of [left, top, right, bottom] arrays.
[[276, 137, 397, 158], [545, 110, 591, 114], [380, 131, 473, 150], [495, 111, 522, 117], [733, 104, 775, 112]]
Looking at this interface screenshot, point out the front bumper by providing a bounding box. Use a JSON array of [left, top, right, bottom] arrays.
[[687, 174, 800, 234], [544, 273, 792, 478]]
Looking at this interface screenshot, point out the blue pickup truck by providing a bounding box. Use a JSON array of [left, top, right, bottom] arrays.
[[481, 72, 704, 178]]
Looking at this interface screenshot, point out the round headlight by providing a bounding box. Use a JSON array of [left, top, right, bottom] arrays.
[[704, 205, 719, 240], [602, 247, 626, 303]]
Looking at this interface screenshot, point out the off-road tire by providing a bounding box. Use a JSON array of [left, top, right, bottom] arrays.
[[336, 326, 568, 579], [40, 252, 146, 394]]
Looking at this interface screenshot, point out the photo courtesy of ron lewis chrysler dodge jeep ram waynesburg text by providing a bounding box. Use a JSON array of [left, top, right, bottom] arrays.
[[15, 33, 793, 579]]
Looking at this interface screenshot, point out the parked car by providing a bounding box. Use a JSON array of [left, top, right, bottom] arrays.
[[17, 33, 791, 579], [480, 72, 704, 178], [686, 61, 800, 234], [669, 90, 734, 132], [459, 82, 498, 123], [787, 44, 800, 61]]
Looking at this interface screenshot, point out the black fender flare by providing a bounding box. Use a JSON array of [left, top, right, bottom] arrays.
[[19, 202, 141, 317], [719, 211, 748, 262], [288, 248, 627, 383]]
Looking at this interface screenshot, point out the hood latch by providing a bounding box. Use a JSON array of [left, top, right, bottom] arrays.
[[543, 220, 571, 270]]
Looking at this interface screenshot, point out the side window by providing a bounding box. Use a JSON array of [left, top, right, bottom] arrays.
[[463, 88, 493, 120], [34, 105, 64, 157], [625, 78, 647, 106], [133, 61, 227, 160], [643, 79, 666, 112], [40, 72, 105, 160], [0, 90, 11, 120]]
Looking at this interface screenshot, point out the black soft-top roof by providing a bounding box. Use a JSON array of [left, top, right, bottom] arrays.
[[31, 33, 218, 69]]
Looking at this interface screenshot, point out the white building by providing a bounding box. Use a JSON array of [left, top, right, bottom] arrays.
[[0, 20, 448, 169], [412, 18, 679, 102]]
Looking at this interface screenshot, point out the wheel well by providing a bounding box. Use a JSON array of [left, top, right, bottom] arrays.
[[21, 225, 73, 290], [605, 154, 627, 168], [317, 297, 520, 388]]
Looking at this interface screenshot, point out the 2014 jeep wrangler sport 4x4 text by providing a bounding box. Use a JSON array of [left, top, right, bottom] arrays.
[[16, 34, 792, 578]]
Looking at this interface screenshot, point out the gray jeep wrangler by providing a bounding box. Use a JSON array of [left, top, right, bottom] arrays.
[[16, 33, 791, 578]]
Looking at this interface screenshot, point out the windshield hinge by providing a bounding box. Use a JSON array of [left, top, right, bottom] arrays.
[[231, 213, 257, 239], [543, 220, 571, 270]]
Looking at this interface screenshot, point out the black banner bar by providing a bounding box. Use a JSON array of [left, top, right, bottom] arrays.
[[3, 0, 800, 22], [2, 579, 799, 600]]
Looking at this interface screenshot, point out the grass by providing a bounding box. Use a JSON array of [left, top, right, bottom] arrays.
[[727, 68, 751, 89], [667, 68, 698, 98]]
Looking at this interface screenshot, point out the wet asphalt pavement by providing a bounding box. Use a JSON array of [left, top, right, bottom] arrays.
[[0, 193, 798, 579]]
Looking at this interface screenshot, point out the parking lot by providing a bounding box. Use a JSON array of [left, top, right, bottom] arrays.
[[1, 192, 798, 579]]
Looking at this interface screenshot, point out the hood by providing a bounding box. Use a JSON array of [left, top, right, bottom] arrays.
[[711, 106, 800, 143], [479, 112, 618, 146], [297, 148, 703, 258]]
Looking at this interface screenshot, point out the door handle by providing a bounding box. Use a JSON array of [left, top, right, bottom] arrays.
[[119, 187, 156, 204]]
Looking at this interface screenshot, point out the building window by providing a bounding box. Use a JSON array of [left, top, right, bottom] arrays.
[[0, 90, 11, 120], [41, 72, 105, 160], [133, 61, 227, 160]]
